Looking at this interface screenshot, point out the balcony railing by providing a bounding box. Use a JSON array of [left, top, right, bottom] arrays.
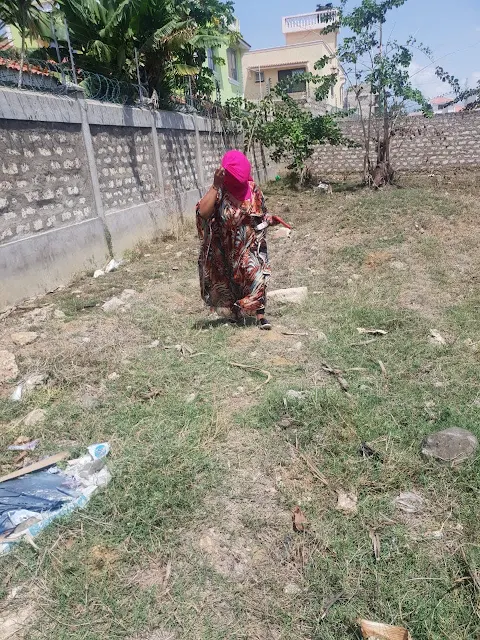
[[282, 9, 338, 33]]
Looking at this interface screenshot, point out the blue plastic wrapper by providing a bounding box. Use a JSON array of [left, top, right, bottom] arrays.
[[0, 470, 80, 535]]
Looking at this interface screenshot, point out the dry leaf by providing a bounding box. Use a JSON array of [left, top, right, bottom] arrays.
[[369, 529, 381, 561], [336, 491, 358, 514], [292, 506, 308, 532], [13, 435, 30, 445], [357, 328, 388, 336], [358, 619, 410, 640], [429, 329, 446, 345]]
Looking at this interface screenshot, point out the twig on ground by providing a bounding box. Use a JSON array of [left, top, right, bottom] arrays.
[[281, 331, 309, 337], [321, 363, 352, 397], [378, 360, 387, 376], [320, 592, 344, 620], [229, 362, 272, 394], [350, 338, 378, 347]]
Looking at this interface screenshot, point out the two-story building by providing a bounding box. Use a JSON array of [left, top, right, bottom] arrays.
[[242, 7, 345, 110], [205, 18, 251, 104]]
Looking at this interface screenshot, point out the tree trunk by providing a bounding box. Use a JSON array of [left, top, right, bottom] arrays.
[[18, 32, 25, 89]]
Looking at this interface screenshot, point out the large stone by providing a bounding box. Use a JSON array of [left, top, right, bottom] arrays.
[[102, 296, 125, 313], [0, 350, 18, 383], [23, 408, 47, 427], [268, 287, 308, 305], [11, 331, 38, 346], [422, 427, 478, 465]]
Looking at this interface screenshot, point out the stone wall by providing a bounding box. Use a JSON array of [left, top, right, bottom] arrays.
[[311, 111, 480, 178], [0, 90, 274, 308], [0, 120, 94, 243]]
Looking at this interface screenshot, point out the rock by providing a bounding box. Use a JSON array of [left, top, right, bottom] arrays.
[[268, 287, 308, 305], [105, 258, 121, 273], [317, 331, 328, 342], [336, 491, 358, 515], [429, 329, 446, 346], [271, 227, 291, 240], [23, 304, 54, 323], [79, 393, 100, 410], [185, 393, 197, 404], [394, 491, 424, 513], [0, 350, 18, 383], [11, 331, 38, 346], [284, 583, 301, 595], [422, 427, 478, 465], [148, 340, 160, 348], [120, 289, 137, 301], [390, 260, 407, 271], [23, 408, 47, 427], [285, 390, 306, 401], [102, 296, 125, 312], [93, 269, 105, 279], [53, 309, 66, 319], [107, 372, 119, 381]]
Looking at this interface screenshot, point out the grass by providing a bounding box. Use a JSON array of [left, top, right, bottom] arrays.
[[0, 173, 480, 639]]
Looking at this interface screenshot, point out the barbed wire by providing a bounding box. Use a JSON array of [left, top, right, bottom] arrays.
[[0, 48, 228, 118]]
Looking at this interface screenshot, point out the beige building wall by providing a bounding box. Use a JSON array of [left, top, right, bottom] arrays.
[[242, 40, 344, 108]]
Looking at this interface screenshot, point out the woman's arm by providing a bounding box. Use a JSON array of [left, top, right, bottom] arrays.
[[197, 167, 224, 220]]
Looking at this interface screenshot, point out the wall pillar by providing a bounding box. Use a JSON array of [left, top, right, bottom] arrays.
[[77, 94, 113, 257], [193, 115, 205, 190]]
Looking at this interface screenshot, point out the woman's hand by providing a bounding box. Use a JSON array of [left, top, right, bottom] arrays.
[[213, 166, 225, 190]]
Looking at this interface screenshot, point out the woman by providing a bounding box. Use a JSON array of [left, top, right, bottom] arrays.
[[197, 150, 290, 330]]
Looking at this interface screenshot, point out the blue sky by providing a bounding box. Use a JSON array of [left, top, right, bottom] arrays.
[[234, 0, 480, 98]]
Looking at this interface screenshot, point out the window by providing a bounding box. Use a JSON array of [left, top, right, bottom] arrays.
[[227, 48, 238, 82], [206, 48, 215, 71], [277, 68, 306, 93], [255, 70, 264, 83]]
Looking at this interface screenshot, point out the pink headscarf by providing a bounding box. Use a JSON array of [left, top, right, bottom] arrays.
[[222, 150, 252, 202]]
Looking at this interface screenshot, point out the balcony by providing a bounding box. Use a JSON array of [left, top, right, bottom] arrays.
[[282, 9, 338, 34]]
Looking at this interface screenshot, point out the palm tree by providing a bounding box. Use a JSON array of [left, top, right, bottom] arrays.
[[57, 0, 234, 101], [0, 0, 46, 87]]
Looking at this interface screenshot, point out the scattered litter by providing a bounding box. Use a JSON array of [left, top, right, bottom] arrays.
[[0, 350, 18, 384], [10, 373, 46, 401], [165, 343, 194, 357], [107, 372, 119, 381], [8, 440, 39, 452], [429, 329, 446, 346], [0, 443, 111, 554], [105, 258, 122, 273], [336, 491, 358, 515], [23, 409, 46, 427], [11, 332, 38, 346], [185, 393, 197, 404], [93, 269, 105, 279], [358, 619, 411, 640], [268, 287, 308, 305], [148, 339, 160, 348], [359, 442, 383, 462], [394, 491, 424, 514], [314, 181, 333, 194], [230, 362, 272, 394], [357, 328, 388, 336], [13, 451, 28, 467], [369, 529, 381, 561], [292, 506, 308, 532]]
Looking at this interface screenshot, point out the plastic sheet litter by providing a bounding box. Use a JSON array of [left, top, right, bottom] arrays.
[[0, 443, 111, 554]]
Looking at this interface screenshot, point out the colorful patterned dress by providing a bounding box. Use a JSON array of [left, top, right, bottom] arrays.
[[196, 181, 273, 317]]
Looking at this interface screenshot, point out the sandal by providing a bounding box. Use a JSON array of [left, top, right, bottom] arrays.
[[258, 317, 272, 330]]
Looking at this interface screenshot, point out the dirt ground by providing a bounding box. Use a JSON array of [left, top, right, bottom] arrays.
[[0, 171, 479, 640]]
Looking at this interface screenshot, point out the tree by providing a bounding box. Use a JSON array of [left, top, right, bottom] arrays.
[[0, 0, 46, 87], [327, 0, 432, 186], [57, 0, 235, 101], [435, 67, 480, 112], [226, 58, 345, 184]]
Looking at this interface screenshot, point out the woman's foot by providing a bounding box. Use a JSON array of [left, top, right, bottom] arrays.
[[257, 316, 272, 330]]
